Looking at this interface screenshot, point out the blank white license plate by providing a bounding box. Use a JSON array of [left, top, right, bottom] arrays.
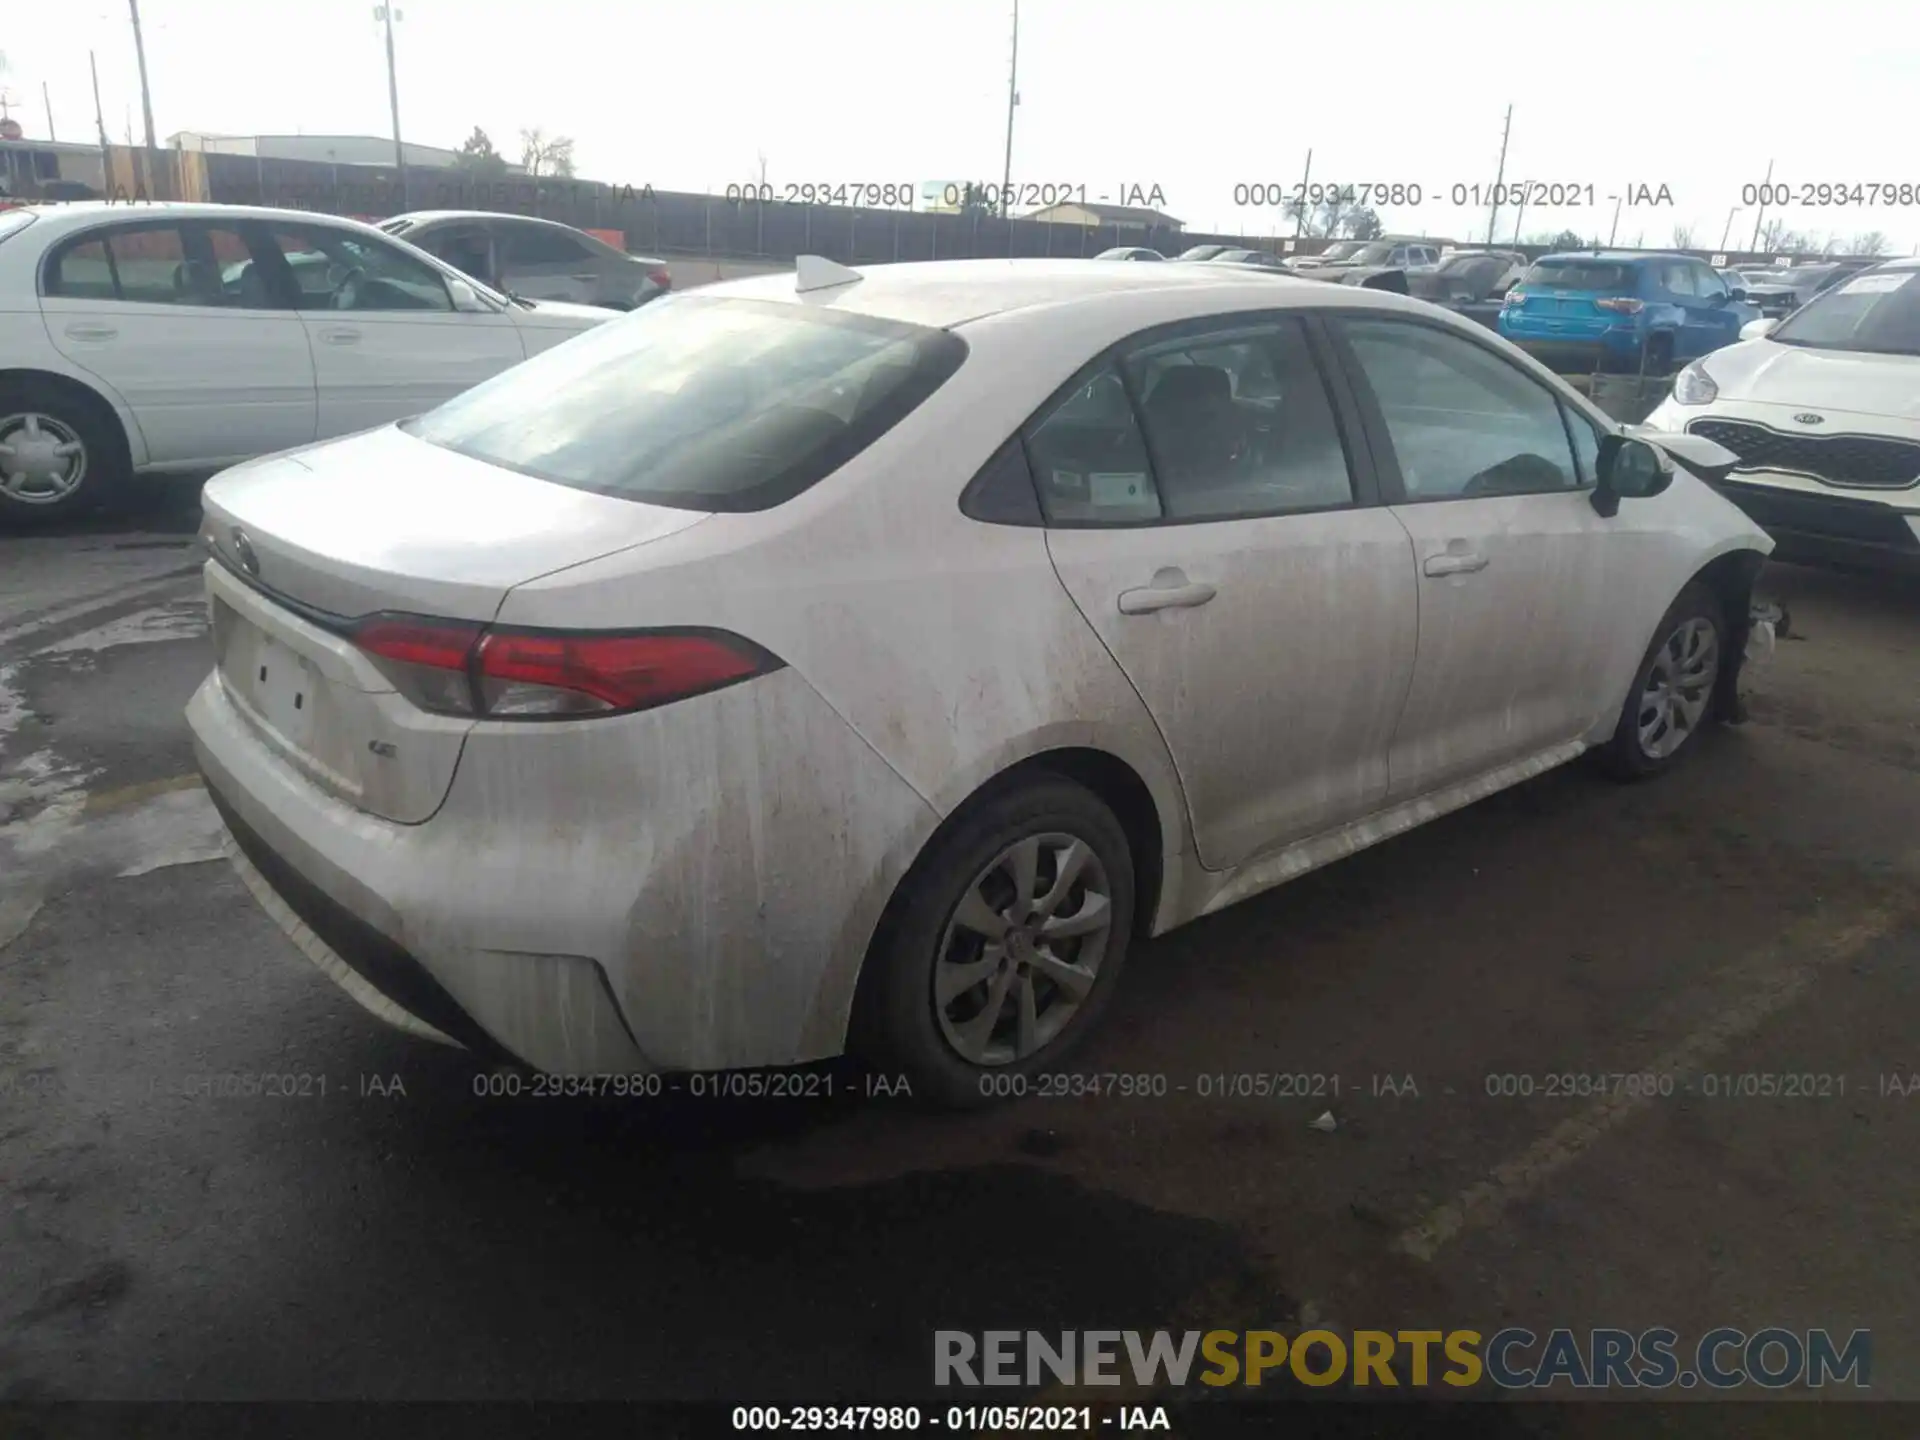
[[225, 615, 319, 750]]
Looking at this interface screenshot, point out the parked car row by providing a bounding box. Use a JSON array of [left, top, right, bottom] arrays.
[[1497, 251, 1760, 376]]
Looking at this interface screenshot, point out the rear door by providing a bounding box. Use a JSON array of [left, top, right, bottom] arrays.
[[1330, 313, 1617, 800], [496, 219, 606, 304], [1686, 262, 1744, 356], [1039, 311, 1418, 871], [258, 220, 525, 436], [39, 217, 316, 466]]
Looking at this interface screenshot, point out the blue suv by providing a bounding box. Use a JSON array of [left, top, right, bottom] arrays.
[[1498, 251, 1756, 374]]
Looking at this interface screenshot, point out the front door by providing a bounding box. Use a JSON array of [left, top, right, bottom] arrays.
[[1331, 313, 1617, 801], [256, 222, 526, 435], [495, 219, 603, 305], [39, 217, 316, 466], [1038, 313, 1418, 871]]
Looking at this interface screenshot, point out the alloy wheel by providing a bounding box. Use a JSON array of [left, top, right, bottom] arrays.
[[1638, 615, 1719, 760], [933, 832, 1114, 1066]]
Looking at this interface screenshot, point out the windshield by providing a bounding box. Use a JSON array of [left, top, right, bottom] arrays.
[[1521, 260, 1633, 291], [1768, 269, 1920, 355], [1437, 254, 1490, 275], [1777, 266, 1837, 286], [378, 218, 414, 234], [1178, 244, 1226, 260], [402, 294, 968, 510], [1312, 241, 1365, 262]]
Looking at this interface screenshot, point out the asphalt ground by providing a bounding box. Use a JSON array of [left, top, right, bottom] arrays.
[[2, 485, 1917, 1429]]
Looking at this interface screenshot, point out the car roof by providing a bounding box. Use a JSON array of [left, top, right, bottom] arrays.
[[382, 210, 573, 228], [9, 200, 400, 235], [691, 257, 1429, 330], [1535, 250, 1691, 265]]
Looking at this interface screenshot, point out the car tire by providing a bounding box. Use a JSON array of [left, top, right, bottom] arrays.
[[853, 776, 1137, 1110], [0, 378, 130, 526], [1595, 581, 1727, 781], [1644, 332, 1675, 376]]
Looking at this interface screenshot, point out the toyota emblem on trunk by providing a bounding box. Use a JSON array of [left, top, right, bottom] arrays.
[[231, 527, 260, 576], [1792, 413, 1826, 425]]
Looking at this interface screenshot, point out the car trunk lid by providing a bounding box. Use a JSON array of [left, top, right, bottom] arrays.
[[199, 424, 710, 823]]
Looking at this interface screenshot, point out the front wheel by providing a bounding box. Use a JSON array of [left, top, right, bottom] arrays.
[[1595, 581, 1726, 780], [853, 777, 1136, 1109]]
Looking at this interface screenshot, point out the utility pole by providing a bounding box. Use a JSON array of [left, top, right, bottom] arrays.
[[1607, 195, 1623, 246], [1000, 0, 1019, 215], [1511, 190, 1527, 246], [1747, 158, 1773, 252], [126, 0, 156, 150], [1485, 104, 1512, 246], [374, 4, 408, 207], [1294, 149, 1313, 238], [1719, 206, 1739, 251], [43, 82, 56, 142], [90, 51, 112, 198]]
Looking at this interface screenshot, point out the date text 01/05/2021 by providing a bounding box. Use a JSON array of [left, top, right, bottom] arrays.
[[1230, 181, 1676, 209]]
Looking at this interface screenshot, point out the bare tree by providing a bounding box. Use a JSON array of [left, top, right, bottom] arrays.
[[518, 127, 577, 179], [1758, 219, 1820, 255], [1341, 206, 1384, 240], [1845, 230, 1890, 256], [455, 126, 508, 178], [1670, 223, 1695, 249]]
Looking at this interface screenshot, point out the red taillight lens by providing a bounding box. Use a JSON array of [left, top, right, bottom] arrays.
[[1503, 288, 1525, 307], [648, 267, 672, 289], [475, 631, 765, 717], [1594, 297, 1644, 315], [348, 615, 774, 720], [353, 615, 485, 715]]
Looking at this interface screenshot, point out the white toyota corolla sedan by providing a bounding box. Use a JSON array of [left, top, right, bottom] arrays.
[[186, 257, 1772, 1107], [0, 202, 613, 522], [1644, 256, 1920, 574]]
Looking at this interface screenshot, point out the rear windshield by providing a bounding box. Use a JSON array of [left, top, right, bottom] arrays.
[[1770, 269, 1920, 357], [402, 294, 968, 511], [1522, 261, 1633, 291]]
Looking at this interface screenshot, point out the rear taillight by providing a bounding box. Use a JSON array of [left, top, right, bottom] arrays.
[[1502, 288, 1525, 307], [648, 267, 672, 289], [350, 615, 775, 720], [1594, 297, 1645, 315]]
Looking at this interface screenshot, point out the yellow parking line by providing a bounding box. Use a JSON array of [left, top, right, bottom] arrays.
[[1395, 905, 1902, 1262], [81, 773, 202, 816]]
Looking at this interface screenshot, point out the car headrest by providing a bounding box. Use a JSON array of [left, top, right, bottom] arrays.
[[1148, 365, 1232, 411]]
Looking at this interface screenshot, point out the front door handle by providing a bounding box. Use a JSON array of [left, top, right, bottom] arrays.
[[1118, 568, 1218, 614], [63, 323, 118, 341], [317, 327, 362, 345], [1423, 552, 1489, 577]]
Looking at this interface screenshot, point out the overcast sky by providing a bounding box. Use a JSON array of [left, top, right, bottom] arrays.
[[8, 0, 1919, 255]]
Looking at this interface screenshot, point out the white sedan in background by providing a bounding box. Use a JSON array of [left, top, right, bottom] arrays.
[[1645, 257, 1920, 574], [0, 202, 615, 521], [187, 257, 1770, 1107]]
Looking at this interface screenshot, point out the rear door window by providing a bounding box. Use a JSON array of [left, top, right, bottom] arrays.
[[404, 294, 968, 511], [1026, 367, 1162, 523], [502, 223, 595, 265]]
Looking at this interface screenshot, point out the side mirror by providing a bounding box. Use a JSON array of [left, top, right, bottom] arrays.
[[446, 278, 492, 313], [1739, 317, 1777, 341], [1728, 287, 1747, 302], [1591, 435, 1673, 517]]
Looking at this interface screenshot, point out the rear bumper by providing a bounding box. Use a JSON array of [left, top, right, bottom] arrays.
[[187, 656, 939, 1074], [1500, 326, 1644, 372]]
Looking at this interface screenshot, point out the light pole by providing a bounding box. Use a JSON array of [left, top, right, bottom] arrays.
[[374, 4, 407, 208], [1719, 206, 1740, 251], [1000, 0, 1019, 214]]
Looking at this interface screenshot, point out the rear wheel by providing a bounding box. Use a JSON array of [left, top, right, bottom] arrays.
[[853, 777, 1136, 1109], [1596, 581, 1726, 780], [0, 379, 129, 525]]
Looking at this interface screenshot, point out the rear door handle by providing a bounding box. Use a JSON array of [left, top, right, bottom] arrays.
[[1423, 552, 1489, 577], [569, 273, 598, 283], [317, 327, 361, 345], [63, 323, 118, 341], [1118, 568, 1218, 614]]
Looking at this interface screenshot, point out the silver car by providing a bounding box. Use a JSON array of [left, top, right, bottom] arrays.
[[378, 211, 672, 311]]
